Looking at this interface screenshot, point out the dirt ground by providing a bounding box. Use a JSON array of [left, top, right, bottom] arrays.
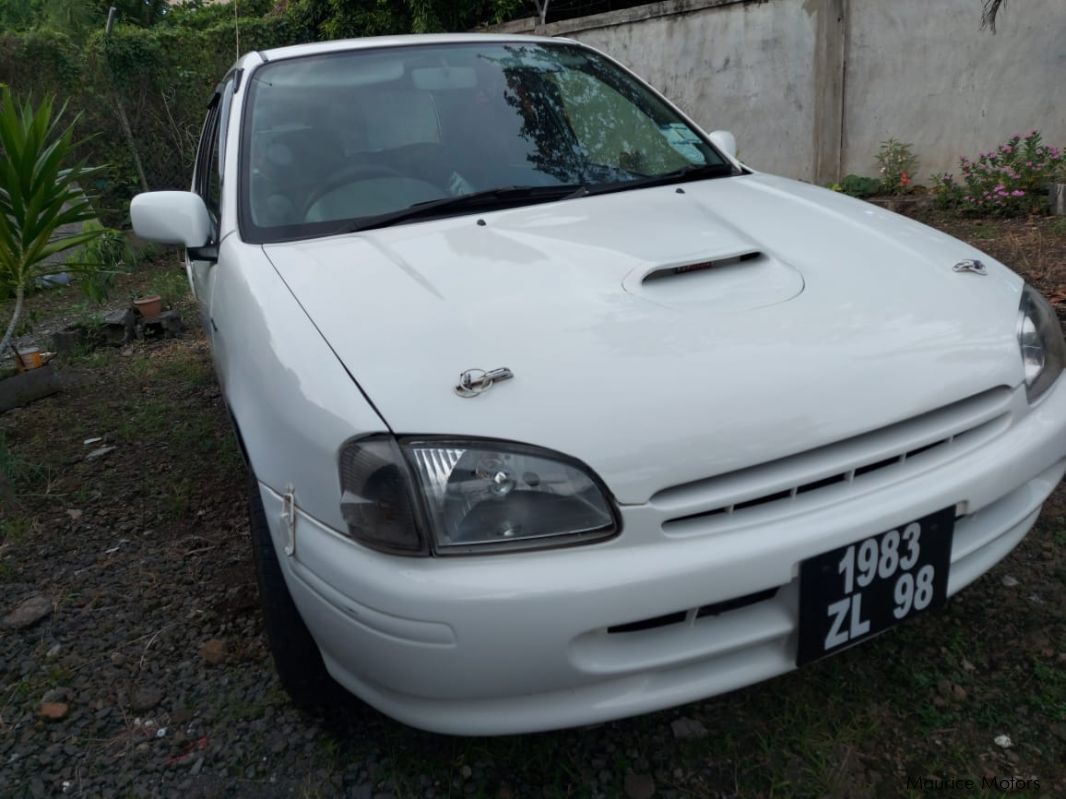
[[1, 211, 1065, 798]]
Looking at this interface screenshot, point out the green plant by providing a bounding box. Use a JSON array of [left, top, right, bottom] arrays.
[[0, 87, 106, 354], [931, 130, 1065, 216], [875, 138, 918, 194], [69, 220, 129, 302], [832, 174, 882, 199], [148, 269, 190, 309]]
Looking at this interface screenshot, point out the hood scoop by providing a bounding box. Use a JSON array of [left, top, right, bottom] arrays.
[[623, 249, 804, 312], [642, 250, 764, 283]]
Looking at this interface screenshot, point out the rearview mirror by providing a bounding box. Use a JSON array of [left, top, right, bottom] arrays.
[[709, 130, 738, 161], [131, 191, 212, 248]]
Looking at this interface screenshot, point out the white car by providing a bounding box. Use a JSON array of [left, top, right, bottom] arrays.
[[131, 34, 1066, 735]]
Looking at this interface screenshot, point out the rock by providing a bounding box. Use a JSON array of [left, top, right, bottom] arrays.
[[994, 734, 1012, 748], [952, 684, 967, 701], [46, 644, 62, 659], [671, 717, 708, 739], [189, 756, 204, 776], [40, 702, 70, 721], [624, 772, 656, 799], [42, 688, 68, 703], [129, 685, 165, 712], [85, 446, 117, 462], [2, 595, 53, 629], [1001, 575, 1019, 587], [460, 765, 472, 779], [1050, 182, 1066, 216], [199, 639, 226, 665]]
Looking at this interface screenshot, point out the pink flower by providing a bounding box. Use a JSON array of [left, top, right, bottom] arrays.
[[1011, 190, 1025, 197]]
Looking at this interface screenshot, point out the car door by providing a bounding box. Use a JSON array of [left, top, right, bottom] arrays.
[[187, 75, 235, 337]]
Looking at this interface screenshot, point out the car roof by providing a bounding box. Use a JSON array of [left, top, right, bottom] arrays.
[[248, 33, 571, 67]]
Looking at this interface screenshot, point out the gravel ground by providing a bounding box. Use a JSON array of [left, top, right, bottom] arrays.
[[2, 215, 1066, 798]]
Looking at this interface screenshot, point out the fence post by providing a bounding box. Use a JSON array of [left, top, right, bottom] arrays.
[[812, 0, 848, 185]]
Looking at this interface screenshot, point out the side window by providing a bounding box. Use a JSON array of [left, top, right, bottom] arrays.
[[193, 76, 235, 226]]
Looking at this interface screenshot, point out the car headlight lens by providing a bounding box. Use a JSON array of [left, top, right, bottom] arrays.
[[1018, 284, 1065, 402], [339, 436, 618, 555]]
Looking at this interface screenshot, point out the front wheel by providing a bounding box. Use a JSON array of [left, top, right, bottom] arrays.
[[247, 476, 345, 712]]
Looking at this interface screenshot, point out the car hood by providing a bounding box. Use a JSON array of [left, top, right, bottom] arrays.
[[263, 173, 1024, 504]]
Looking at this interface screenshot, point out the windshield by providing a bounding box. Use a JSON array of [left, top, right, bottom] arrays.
[[240, 41, 732, 243]]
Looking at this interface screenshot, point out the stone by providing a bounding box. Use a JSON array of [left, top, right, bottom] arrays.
[[40, 702, 70, 721], [671, 717, 708, 739], [129, 685, 165, 712], [1001, 575, 1019, 587], [952, 684, 967, 701], [624, 772, 656, 799], [42, 688, 68, 704], [2, 595, 53, 630], [1050, 183, 1066, 216], [85, 446, 117, 462], [199, 639, 226, 665]]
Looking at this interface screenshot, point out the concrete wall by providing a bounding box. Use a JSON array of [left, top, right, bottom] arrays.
[[489, 0, 1066, 184], [843, 0, 1066, 179]]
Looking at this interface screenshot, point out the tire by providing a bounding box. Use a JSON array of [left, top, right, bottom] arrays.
[[247, 475, 345, 712]]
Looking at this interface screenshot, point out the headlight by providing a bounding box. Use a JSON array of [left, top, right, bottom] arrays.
[[339, 435, 618, 555], [1018, 284, 1065, 402]]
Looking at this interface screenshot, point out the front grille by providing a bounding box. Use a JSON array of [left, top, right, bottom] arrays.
[[656, 386, 1013, 534], [607, 588, 779, 634]]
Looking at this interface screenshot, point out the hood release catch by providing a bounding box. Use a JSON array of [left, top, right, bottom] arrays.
[[456, 367, 514, 398]]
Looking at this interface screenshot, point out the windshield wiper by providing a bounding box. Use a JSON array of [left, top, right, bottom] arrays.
[[581, 162, 735, 198], [333, 184, 584, 234]]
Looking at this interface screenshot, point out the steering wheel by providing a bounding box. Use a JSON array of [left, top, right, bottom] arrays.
[[302, 163, 407, 217]]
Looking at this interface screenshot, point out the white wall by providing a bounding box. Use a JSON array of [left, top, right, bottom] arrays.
[[844, 0, 1066, 179]]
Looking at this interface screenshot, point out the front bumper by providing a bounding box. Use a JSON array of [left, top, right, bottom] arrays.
[[259, 380, 1066, 736]]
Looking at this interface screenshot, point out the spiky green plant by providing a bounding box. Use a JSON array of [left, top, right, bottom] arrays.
[[0, 87, 107, 356]]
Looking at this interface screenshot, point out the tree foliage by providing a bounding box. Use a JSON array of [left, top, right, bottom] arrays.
[[0, 1, 529, 224]]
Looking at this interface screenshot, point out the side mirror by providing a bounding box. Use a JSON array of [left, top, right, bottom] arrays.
[[709, 130, 738, 161], [131, 191, 212, 249]]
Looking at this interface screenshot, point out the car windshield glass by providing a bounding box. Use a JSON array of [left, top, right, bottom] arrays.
[[241, 41, 732, 242]]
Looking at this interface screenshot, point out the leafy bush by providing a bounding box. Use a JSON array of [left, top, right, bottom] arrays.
[[0, 88, 106, 355], [875, 138, 918, 194], [931, 131, 1065, 216], [831, 174, 883, 198], [148, 269, 191, 309], [73, 221, 130, 303]]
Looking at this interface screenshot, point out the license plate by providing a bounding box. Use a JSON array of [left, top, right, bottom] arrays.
[[796, 507, 955, 666]]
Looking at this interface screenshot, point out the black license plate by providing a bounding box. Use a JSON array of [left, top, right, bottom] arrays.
[[797, 507, 955, 666]]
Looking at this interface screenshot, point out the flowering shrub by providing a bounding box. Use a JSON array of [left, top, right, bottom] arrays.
[[875, 138, 918, 194], [931, 131, 1065, 216]]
